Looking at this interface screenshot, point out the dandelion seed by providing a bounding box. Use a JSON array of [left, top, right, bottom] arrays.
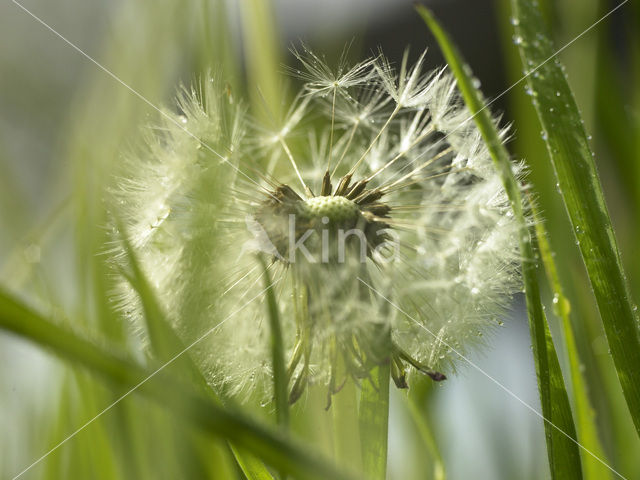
[[111, 51, 524, 405]]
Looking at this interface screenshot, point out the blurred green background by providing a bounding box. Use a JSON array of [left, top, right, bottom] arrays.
[[1, 0, 638, 478]]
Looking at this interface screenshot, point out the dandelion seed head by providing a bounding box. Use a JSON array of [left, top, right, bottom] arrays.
[[110, 50, 524, 404]]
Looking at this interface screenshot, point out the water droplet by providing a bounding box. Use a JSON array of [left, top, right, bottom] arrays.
[[513, 35, 524, 45], [541, 130, 548, 141], [472, 77, 481, 89], [510, 17, 520, 26]]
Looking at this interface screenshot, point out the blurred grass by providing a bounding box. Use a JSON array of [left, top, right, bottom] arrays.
[[0, 287, 358, 480], [2, 0, 640, 479]]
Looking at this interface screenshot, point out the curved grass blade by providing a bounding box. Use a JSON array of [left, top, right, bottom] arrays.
[[511, 0, 640, 437], [416, 6, 582, 479], [532, 202, 614, 480], [119, 229, 275, 480], [118, 225, 199, 369], [0, 289, 357, 480]]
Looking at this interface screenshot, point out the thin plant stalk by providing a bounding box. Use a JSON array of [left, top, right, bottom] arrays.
[[332, 367, 363, 474], [511, 0, 640, 437], [417, 6, 583, 478], [358, 336, 391, 480]]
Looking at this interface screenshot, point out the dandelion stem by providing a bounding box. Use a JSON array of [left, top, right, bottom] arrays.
[[258, 255, 289, 429]]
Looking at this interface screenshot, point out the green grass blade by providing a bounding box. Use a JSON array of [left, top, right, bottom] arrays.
[[118, 225, 193, 363], [239, 0, 282, 118], [230, 445, 276, 480], [532, 202, 614, 479], [417, 6, 583, 479], [511, 0, 640, 437], [120, 231, 275, 480], [332, 377, 362, 473], [358, 360, 390, 480], [259, 256, 289, 430], [406, 381, 446, 480], [0, 289, 356, 480], [119, 234, 235, 479]]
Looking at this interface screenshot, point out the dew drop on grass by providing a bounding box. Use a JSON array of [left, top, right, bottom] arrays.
[[513, 35, 524, 45], [510, 17, 520, 26]]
